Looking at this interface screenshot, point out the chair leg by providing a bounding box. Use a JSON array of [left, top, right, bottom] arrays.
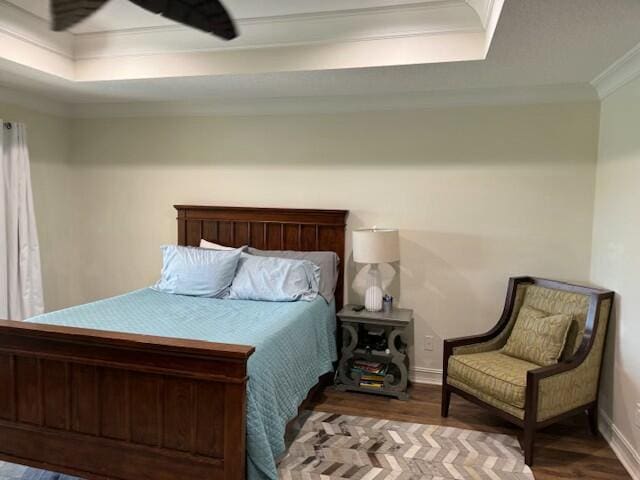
[[441, 385, 451, 418], [523, 424, 536, 467], [587, 405, 599, 436]]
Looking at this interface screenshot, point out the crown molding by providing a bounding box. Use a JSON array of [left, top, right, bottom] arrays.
[[0, 0, 74, 79], [592, 41, 640, 99], [0, 0, 503, 83], [69, 84, 597, 119], [0, 83, 595, 119], [465, 0, 494, 28], [0, 0, 72, 58], [73, 1, 480, 60], [74, 31, 487, 81]]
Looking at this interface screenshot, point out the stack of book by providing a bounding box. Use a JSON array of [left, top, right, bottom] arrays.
[[352, 360, 387, 389]]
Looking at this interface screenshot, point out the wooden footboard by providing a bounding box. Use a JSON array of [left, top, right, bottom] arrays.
[[0, 320, 254, 480]]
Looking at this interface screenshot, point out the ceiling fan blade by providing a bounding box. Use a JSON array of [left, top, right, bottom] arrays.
[[128, 0, 237, 40], [50, 0, 110, 31]]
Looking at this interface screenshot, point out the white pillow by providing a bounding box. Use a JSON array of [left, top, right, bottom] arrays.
[[200, 239, 235, 250]]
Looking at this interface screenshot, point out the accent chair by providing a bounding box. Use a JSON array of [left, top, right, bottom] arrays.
[[441, 276, 614, 466]]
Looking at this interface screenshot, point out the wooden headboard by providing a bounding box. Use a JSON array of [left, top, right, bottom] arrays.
[[175, 205, 349, 309]]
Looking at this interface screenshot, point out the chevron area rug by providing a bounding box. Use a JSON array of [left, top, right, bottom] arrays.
[[0, 410, 534, 480], [279, 411, 535, 480]]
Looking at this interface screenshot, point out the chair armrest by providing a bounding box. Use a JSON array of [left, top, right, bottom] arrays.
[[526, 362, 591, 423], [526, 320, 607, 422], [528, 360, 580, 382]]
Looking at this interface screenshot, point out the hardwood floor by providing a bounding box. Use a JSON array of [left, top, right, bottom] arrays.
[[304, 383, 630, 480]]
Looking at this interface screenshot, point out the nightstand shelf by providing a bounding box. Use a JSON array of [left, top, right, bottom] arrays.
[[335, 305, 413, 400], [353, 348, 394, 357]]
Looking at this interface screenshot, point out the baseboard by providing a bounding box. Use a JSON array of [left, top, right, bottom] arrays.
[[599, 409, 640, 480], [410, 367, 443, 385]]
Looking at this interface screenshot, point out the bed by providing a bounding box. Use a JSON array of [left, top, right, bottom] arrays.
[[0, 205, 348, 480]]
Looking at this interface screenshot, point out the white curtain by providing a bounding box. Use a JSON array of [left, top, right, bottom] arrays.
[[0, 121, 44, 320]]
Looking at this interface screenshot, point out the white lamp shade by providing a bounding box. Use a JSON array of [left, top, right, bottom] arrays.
[[352, 228, 400, 264]]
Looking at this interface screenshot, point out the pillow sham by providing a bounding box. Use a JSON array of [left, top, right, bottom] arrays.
[[246, 247, 339, 303], [228, 254, 320, 302], [153, 245, 242, 298], [501, 305, 572, 366], [200, 239, 237, 251]]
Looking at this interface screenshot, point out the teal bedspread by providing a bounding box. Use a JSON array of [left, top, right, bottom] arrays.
[[28, 289, 337, 480]]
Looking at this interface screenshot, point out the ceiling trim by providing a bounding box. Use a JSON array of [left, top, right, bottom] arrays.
[[0, 0, 74, 79], [480, 0, 502, 52], [465, 0, 494, 28], [0, 0, 502, 82], [592, 41, 640, 99], [74, 31, 486, 81], [0, 29, 74, 79], [0, 81, 597, 119], [69, 84, 597, 118], [237, 1, 465, 25], [0, 19, 71, 59], [0, 0, 73, 57], [73, 1, 481, 60], [75, 28, 484, 60]]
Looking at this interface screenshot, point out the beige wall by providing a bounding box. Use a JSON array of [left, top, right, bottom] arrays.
[[592, 76, 640, 460], [67, 103, 600, 371], [6, 89, 637, 469], [0, 102, 73, 312], [0, 100, 601, 374]]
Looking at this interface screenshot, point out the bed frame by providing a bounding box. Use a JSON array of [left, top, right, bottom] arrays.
[[0, 205, 348, 480]]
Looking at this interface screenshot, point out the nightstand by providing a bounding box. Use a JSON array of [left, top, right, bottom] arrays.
[[335, 304, 413, 400]]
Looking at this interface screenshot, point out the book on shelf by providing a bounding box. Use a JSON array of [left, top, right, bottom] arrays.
[[352, 359, 387, 375], [359, 380, 384, 389]]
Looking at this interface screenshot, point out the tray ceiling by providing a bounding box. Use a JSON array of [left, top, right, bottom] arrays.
[[16, 0, 469, 32], [1, 0, 640, 113], [0, 0, 502, 82]]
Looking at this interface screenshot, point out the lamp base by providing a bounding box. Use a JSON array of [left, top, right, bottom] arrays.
[[365, 286, 384, 312], [364, 264, 383, 312]]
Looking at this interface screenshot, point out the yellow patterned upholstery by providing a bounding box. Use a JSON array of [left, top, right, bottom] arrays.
[[447, 377, 525, 419], [537, 298, 612, 421], [447, 282, 611, 423], [520, 285, 590, 359], [448, 351, 538, 409], [501, 306, 572, 366]]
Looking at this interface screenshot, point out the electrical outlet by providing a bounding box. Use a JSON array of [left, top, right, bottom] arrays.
[[423, 335, 434, 351]]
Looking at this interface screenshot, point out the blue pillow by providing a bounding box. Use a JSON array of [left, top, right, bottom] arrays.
[[153, 245, 242, 297], [246, 248, 339, 303], [228, 254, 320, 302]]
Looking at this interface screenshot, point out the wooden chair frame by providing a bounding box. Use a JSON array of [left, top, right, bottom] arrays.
[[441, 276, 614, 466]]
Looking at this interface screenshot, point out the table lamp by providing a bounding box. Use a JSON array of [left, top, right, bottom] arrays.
[[352, 228, 400, 312]]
